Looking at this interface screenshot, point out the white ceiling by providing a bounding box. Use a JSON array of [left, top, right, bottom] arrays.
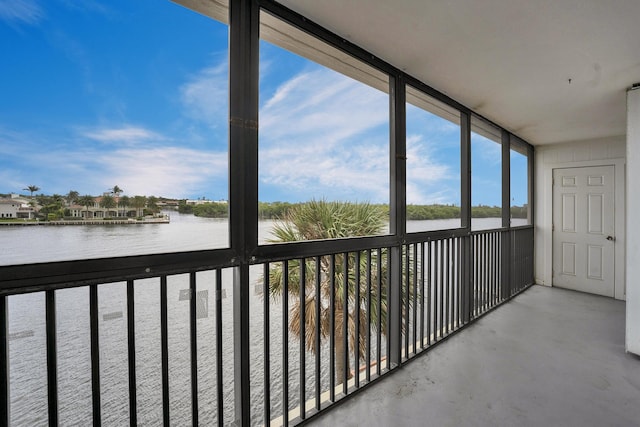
[[277, 0, 640, 146]]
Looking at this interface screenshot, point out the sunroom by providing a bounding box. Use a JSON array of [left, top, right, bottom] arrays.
[[0, 0, 638, 426]]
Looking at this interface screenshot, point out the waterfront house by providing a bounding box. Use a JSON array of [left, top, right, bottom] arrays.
[[68, 196, 138, 219], [1, 0, 639, 426], [0, 197, 35, 219]]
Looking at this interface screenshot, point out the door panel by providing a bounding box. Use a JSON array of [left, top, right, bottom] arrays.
[[553, 166, 615, 297]]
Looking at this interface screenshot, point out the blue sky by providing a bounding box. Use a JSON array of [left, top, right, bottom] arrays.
[[0, 0, 527, 206]]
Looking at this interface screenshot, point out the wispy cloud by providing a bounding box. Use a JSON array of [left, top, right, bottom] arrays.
[[0, 0, 43, 26], [82, 126, 163, 144], [180, 61, 227, 129], [0, 124, 227, 198], [406, 134, 457, 205], [258, 66, 462, 204], [259, 67, 390, 202], [472, 134, 502, 166], [94, 147, 227, 198]]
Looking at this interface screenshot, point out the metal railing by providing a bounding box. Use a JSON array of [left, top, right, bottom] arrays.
[[0, 226, 534, 426]]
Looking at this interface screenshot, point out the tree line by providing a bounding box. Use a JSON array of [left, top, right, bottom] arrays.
[[178, 200, 528, 220], [12, 185, 161, 221]]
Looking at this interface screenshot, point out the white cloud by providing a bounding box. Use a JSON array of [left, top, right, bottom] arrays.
[[0, 124, 227, 198], [259, 67, 390, 202], [405, 134, 457, 205], [83, 126, 163, 144], [472, 134, 502, 166], [95, 147, 227, 198], [0, 0, 43, 25], [180, 62, 227, 128]]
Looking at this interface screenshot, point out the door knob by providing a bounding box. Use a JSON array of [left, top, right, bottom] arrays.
[[606, 236, 616, 241]]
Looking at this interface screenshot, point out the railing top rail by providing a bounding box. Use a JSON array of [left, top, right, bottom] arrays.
[[0, 224, 532, 295], [0, 248, 237, 295]]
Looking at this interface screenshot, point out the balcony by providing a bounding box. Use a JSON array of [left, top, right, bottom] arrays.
[[306, 284, 640, 426]]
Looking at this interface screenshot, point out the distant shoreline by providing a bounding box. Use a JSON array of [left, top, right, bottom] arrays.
[[0, 218, 170, 226]]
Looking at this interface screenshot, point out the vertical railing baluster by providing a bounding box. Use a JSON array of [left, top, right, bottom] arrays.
[[483, 234, 488, 312], [160, 276, 170, 426], [412, 244, 418, 354], [299, 258, 306, 420], [189, 272, 199, 426], [215, 269, 223, 427], [497, 232, 501, 304], [452, 239, 457, 329], [446, 238, 450, 335], [0, 296, 7, 427], [89, 285, 101, 427], [485, 233, 489, 309], [454, 238, 458, 328], [496, 232, 499, 305], [470, 234, 478, 319], [493, 233, 497, 304], [433, 241, 438, 341], [439, 239, 444, 339], [263, 264, 271, 425], [477, 234, 482, 314], [46, 289, 58, 427], [282, 261, 289, 427], [376, 248, 382, 377], [314, 257, 321, 411], [457, 238, 462, 328], [385, 248, 391, 371], [126, 280, 137, 427], [329, 254, 336, 402], [420, 242, 425, 350], [493, 233, 497, 306], [404, 245, 409, 359], [342, 252, 349, 395], [478, 234, 482, 312], [487, 233, 496, 307], [354, 251, 361, 388], [477, 235, 481, 314], [426, 241, 431, 346], [365, 250, 372, 383], [480, 234, 484, 312]]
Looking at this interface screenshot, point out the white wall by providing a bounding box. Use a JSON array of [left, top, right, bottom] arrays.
[[534, 136, 626, 300], [626, 88, 640, 355]]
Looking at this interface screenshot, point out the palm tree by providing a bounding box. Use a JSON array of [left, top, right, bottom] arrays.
[[66, 190, 79, 206], [23, 185, 40, 198], [132, 196, 147, 218], [266, 200, 397, 384], [100, 194, 117, 217], [78, 195, 95, 219], [147, 195, 159, 214], [111, 185, 123, 197], [119, 195, 130, 217]]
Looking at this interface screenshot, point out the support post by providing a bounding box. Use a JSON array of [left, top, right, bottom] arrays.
[[460, 112, 472, 322], [389, 74, 406, 367], [501, 130, 511, 299], [229, 0, 259, 424]]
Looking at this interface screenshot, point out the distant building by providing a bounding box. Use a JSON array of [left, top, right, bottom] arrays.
[[0, 197, 35, 219], [185, 199, 228, 206], [69, 196, 138, 218]]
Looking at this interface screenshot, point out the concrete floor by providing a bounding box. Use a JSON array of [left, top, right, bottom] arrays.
[[307, 285, 640, 427]]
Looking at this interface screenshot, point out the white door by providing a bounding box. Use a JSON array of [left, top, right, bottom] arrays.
[[552, 166, 615, 297]]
